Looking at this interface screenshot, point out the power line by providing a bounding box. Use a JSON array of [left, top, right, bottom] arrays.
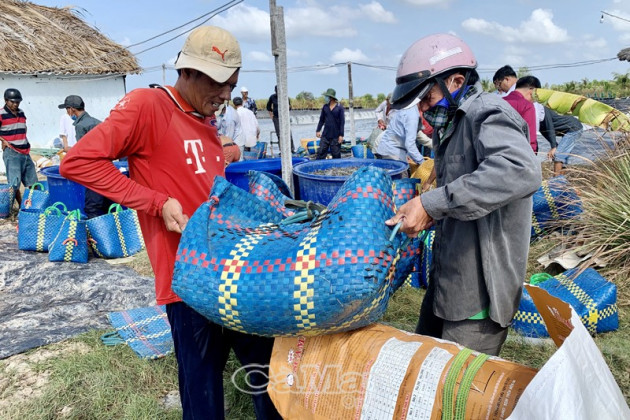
[[140, 57, 620, 78]]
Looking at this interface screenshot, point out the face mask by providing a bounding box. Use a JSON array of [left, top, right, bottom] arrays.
[[70, 115, 77, 121], [324, 96, 330, 104]]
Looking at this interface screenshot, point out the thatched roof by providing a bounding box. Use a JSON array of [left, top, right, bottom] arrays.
[[618, 47, 630, 62], [0, 1, 140, 75]]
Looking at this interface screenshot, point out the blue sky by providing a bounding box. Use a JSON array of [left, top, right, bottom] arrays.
[[36, 0, 630, 102]]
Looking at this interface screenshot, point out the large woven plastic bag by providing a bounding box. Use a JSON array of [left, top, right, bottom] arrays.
[[512, 267, 617, 337], [173, 166, 411, 336], [531, 175, 582, 238]]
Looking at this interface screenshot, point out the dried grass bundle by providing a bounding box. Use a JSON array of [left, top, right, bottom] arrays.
[[565, 133, 630, 295], [0, 0, 139, 75]]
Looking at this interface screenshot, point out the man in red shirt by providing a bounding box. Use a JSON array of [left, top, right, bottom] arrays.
[[503, 76, 539, 153], [1, 88, 38, 207], [61, 26, 280, 419]]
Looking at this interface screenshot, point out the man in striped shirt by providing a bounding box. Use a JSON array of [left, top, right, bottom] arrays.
[[1, 88, 37, 207]]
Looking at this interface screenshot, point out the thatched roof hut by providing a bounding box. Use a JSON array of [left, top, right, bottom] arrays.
[[618, 47, 630, 62], [0, 0, 140, 75]]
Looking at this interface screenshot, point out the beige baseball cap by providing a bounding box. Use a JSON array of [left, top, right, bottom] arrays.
[[175, 26, 241, 83]]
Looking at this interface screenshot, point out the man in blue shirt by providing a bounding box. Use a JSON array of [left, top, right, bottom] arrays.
[[315, 88, 344, 159]]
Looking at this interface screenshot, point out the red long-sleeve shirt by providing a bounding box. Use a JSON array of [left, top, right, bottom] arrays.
[[61, 86, 224, 305], [503, 90, 538, 152]]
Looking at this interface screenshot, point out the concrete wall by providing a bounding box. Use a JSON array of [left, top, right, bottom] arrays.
[[1, 74, 127, 174]]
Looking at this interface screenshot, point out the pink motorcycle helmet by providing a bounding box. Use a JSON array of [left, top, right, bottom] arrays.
[[392, 33, 477, 109]]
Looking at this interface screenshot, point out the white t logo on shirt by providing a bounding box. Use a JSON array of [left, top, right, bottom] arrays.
[[184, 139, 207, 174]]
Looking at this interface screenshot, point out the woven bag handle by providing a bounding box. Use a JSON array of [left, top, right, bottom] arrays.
[[43, 201, 68, 216], [108, 203, 123, 214], [29, 182, 45, 191], [67, 209, 82, 220], [530, 272, 553, 285]]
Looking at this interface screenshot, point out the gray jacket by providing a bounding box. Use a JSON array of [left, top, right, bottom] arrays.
[[421, 83, 542, 327]]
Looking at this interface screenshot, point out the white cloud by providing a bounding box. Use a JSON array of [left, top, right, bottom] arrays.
[[331, 48, 368, 62], [582, 36, 608, 50], [359, 2, 396, 23], [285, 7, 357, 37], [211, 4, 271, 43], [606, 9, 630, 32], [248, 51, 272, 62], [462, 9, 569, 44]]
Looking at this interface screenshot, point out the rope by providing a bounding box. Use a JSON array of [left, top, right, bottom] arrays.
[[442, 348, 473, 420], [454, 353, 490, 420]]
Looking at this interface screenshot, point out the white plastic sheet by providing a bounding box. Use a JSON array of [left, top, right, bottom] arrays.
[[508, 285, 630, 419]]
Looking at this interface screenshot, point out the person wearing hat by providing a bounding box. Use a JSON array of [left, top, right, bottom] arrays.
[[315, 88, 345, 159], [234, 96, 260, 156], [61, 26, 281, 419], [58, 95, 113, 218], [0, 88, 37, 208], [385, 34, 541, 355], [58, 95, 101, 144], [239, 86, 257, 116]]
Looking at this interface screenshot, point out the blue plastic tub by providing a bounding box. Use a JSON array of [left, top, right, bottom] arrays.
[[40, 161, 129, 212], [225, 157, 309, 191], [351, 144, 375, 159], [293, 158, 408, 205], [40, 165, 86, 212]]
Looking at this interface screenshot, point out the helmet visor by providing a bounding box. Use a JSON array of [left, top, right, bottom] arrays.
[[391, 80, 434, 110]]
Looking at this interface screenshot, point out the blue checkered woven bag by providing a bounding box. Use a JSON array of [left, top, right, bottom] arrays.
[[173, 166, 411, 336], [531, 175, 582, 238], [390, 178, 421, 290], [248, 171, 296, 217], [20, 182, 49, 211], [103, 305, 173, 360], [248, 171, 421, 291], [18, 201, 68, 251], [409, 227, 435, 289], [86, 204, 145, 258], [512, 267, 618, 338], [49, 210, 89, 263], [0, 183, 14, 218]]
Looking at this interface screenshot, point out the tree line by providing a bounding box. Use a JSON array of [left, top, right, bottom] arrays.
[[252, 70, 630, 110]]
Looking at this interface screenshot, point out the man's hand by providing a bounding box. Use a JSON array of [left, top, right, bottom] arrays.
[[547, 147, 556, 161], [162, 197, 189, 234], [0, 138, 7, 151], [338, 136, 343, 144], [316, 131, 321, 138], [385, 196, 434, 237], [377, 120, 386, 130]]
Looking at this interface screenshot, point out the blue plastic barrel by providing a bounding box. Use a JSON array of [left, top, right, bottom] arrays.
[[351, 144, 375, 159], [40, 165, 86, 212], [292, 158, 408, 205], [225, 157, 309, 191], [40, 161, 129, 213]]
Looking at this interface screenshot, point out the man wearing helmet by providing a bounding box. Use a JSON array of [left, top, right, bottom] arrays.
[[1, 88, 38, 208], [386, 34, 542, 355]]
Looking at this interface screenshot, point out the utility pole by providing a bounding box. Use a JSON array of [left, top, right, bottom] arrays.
[[347, 62, 356, 146], [269, 0, 293, 193], [162, 64, 166, 86]]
